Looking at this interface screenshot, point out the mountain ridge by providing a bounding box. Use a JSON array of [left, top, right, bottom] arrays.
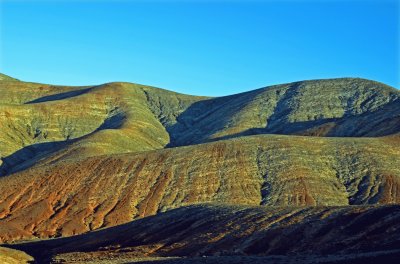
[[1, 76, 399, 177], [0, 74, 399, 264]]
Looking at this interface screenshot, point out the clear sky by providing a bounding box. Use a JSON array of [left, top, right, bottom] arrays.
[[0, 0, 398, 96]]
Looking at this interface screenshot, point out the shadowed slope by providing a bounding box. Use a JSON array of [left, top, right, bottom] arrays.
[[162, 78, 400, 146], [5, 204, 400, 263]]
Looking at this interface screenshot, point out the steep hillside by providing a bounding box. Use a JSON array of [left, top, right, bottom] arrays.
[[0, 81, 204, 175], [162, 78, 400, 146], [6, 204, 400, 263], [0, 135, 399, 242]]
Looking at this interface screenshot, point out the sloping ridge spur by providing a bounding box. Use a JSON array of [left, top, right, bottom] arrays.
[[0, 74, 399, 263]]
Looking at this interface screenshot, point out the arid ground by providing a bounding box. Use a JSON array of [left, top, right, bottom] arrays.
[[0, 73, 399, 263]]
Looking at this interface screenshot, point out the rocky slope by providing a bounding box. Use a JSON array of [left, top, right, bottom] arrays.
[[0, 134, 399, 242], [0, 246, 34, 264]]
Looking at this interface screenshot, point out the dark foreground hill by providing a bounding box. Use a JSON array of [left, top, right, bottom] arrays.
[[0, 74, 399, 263], [6, 204, 400, 264]]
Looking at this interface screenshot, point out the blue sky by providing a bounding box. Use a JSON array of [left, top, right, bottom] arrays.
[[0, 0, 398, 96]]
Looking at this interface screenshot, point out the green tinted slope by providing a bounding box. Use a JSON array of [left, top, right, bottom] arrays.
[[0, 81, 204, 175], [0, 73, 19, 82], [0, 80, 92, 105], [1, 76, 399, 176], [162, 78, 400, 146]]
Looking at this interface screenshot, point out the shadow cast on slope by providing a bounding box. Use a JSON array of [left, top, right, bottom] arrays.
[[207, 118, 338, 142], [25, 87, 94, 104], [0, 111, 126, 176], [166, 84, 400, 147], [164, 81, 335, 147], [165, 87, 268, 147]]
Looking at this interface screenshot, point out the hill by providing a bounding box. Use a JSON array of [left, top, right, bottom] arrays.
[[0, 134, 399, 242], [0, 73, 19, 82], [6, 204, 400, 263], [1, 77, 399, 176], [0, 74, 399, 262]]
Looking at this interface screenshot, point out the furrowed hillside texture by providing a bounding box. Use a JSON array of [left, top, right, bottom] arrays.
[[0, 74, 399, 263], [0, 80, 204, 175], [1, 77, 399, 176], [0, 135, 399, 242], [0, 246, 34, 264]]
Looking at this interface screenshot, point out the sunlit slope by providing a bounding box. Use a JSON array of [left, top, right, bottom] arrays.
[[1, 76, 399, 176], [0, 73, 19, 82], [0, 135, 399, 242], [0, 246, 34, 264], [0, 79, 91, 105], [0, 80, 204, 175]]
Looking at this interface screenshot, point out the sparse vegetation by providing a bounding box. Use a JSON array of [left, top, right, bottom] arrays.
[[0, 74, 399, 263]]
